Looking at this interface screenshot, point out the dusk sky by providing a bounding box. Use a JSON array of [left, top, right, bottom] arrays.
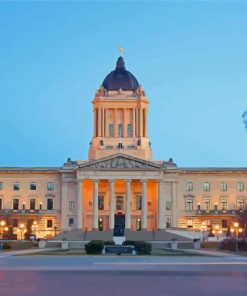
[[0, 2, 247, 167]]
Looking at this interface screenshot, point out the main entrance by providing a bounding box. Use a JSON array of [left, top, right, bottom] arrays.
[[113, 213, 125, 236]]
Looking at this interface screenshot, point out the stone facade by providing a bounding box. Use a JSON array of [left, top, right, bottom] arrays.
[[0, 56, 246, 239]]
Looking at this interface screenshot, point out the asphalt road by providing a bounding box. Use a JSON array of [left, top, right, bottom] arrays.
[[0, 255, 247, 296]]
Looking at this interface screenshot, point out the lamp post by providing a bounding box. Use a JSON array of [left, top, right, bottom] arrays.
[[230, 222, 242, 253], [212, 224, 222, 242], [200, 221, 207, 242]]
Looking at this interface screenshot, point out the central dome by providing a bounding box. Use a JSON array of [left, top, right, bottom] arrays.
[[102, 57, 139, 91]]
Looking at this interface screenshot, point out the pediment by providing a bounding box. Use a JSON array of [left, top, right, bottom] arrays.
[[79, 154, 162, 170]]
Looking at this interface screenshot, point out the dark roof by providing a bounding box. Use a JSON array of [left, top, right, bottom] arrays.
[[102, 57, 139, 91]]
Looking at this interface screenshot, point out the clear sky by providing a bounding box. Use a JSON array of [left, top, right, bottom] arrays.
[[0, 1, 247, 167]]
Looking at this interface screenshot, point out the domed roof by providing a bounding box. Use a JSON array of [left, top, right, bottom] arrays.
[[102, 57, 139, 91]]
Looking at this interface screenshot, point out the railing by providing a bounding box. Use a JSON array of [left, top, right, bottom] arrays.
[[0, 209, 61, 215], [195, 209, 244, 215]]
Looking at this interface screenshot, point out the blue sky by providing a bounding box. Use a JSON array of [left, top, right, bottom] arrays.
[[0, 1, 246, 167]]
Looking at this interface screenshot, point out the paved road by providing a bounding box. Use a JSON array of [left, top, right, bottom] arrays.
[[0, 255, 247, 296]]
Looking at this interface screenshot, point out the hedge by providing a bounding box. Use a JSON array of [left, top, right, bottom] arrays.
[[123, 240, 152, 255]]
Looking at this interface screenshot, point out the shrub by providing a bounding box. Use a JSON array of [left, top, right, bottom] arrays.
[[122, 240, 152, 255], [85, 240, 104, 254], [104, 241, 115, 246], [2, 242, 11, 250], [219, 238, 247, 252]]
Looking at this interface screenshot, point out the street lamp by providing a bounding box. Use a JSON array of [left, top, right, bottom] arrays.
[[230, 222, 243, 253], [212, 224, 222, 241]]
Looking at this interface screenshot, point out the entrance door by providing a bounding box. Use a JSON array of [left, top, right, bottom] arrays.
[[114, 213, 125, 236]]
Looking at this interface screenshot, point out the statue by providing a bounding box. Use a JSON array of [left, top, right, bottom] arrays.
[[95, 85, 107, 97], [135, 85, 145, 97]]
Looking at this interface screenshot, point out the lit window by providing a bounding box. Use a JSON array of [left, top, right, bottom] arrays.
[[220, 182, 227, 191], [47, 220, 53, 228], [220, 197, 228, 211], [187, 219, 193, 228], [30, 182, 37, 190], [0, 182, 3, 190], [116, 196, 124, 211], [30, 199, 36, 210], [47, 182, 55, 191], [109, 124, 114, 137], [166, 218, 171, 228], [237, 198, 245, 210], [204, 198, 211, 211], [47, 199, 53, 210], [222, 219, 228, 229], [13, 182, 20, 191], [127, 124, 132, 137], [203, 182, 210, 191], [69, 218, 74, 227], [186, 182, 193, 191], [136, 195, 142, 210], [69, 201, 75, 210], [13, 199, 19, 210], [238, 182, 244, 192], [0, 198, 2, 210], [185, 198, 193, 212], [118, 124, 123, 137], [166, 201, 171, 210], [98, 196, 104, 210]]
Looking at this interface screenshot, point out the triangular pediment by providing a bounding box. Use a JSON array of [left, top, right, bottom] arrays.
[[79, 154, 163, 170]]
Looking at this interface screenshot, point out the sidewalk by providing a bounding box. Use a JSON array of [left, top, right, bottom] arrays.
[[184, 248, 241, 257], [0, 248, 59, 257]]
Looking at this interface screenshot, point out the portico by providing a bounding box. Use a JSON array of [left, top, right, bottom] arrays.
[[75, 154, 166, 232]]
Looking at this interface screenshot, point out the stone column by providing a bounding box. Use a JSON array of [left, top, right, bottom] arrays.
[[109, 180, 115, 230], [157, 180, 164, 230], [93, 108, 96, 137], [61, 181, 68, 231], [125, 179, 131, 229], [114, 108, 118, 137], [77, 180, 83, 229], [172, 182, 178, 227], [140, 108, 143, 137], [123, 109, 127, 137], [141, 179, 147, 230], [132, 108, 136, 137], [101, 108, 104, 137], [105, 109, 109, 137], [98, 108, 102, 137], [93, 180, 99, 230]]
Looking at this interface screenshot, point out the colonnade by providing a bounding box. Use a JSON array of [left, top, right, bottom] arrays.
[[76, 179, 164, 231]]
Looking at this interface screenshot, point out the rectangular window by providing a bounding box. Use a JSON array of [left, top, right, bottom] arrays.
[[47, 219, 53, 228], [220, 182, 227, 191], [238, 182, 244, 192], [0, 198, 2, 210], [47, 199, 53, 210], [221, 197, 228, 211], [116, 196, 124, 211], [13, 199, 19, 210], [69, 201, 75, 210], [127, 124, 132, 137], [166, 218, 171, 228], [69, 218, 74, 227], [98, 195, 104, 210], [136, 195, 142, 210], [30, 182, 37, 190], [185, 198, 193, 212], [204, 198, 211, 211], [186, 182, 193, 191], [30, 199, 36, 210], [0, 182, 3, 190], [222, 219, 228, 229], [187, 219, 193, 228], [166, 201, 171, 210], [237, 198, 245, 210], [118, 124, 123, 137], [109, 124, 114, 137], [47, 182, 55, 191], [203, 182, 210, 191], [13, 182, 20, 191], [13, 219, 18, 227]]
